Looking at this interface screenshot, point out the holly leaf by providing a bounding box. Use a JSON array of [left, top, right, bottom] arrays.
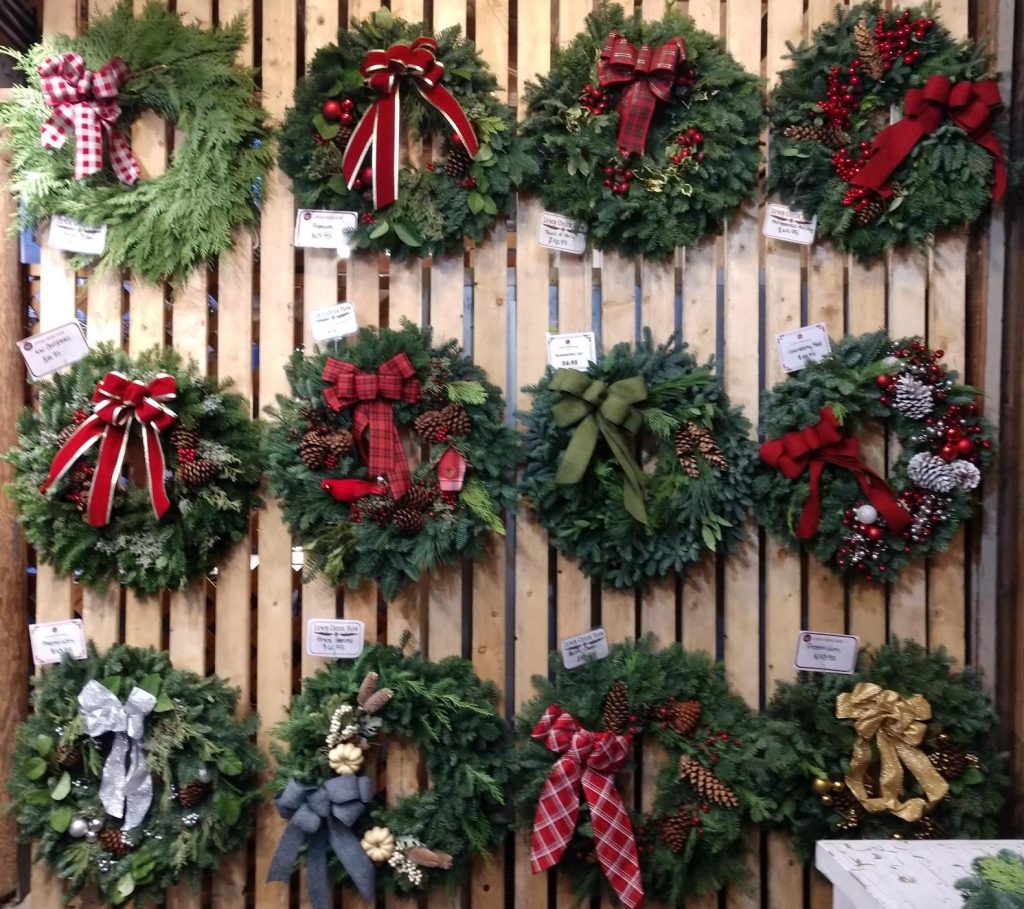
[[112, 873, 135, 905], [482, 196, 498, 216], [138, 673, 162, 696], [216, 752, 244, 776], [327, 175, 348, 195], [51, 771, 71, 801], [467, 192, 485, 215], [369, 219, 390, 239], [213, 790, 241, 825], [35, 734, 53, 756], [313, 114, 340, 141], [25, 756, 47, 780], [392, 221, 421, 247], [49, 806, 72, 833], [325, 79, 344, 97]]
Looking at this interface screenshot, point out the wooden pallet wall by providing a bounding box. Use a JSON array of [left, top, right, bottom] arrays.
[[14, 0, 1018, 906]]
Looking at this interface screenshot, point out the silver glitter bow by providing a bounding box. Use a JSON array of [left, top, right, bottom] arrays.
[[78, 680, 157, 830]]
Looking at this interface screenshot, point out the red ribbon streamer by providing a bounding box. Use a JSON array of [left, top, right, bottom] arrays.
[[852, 74, 1006, 202], [321, 353, 421, 500], [321, 478, 387, 502], [341, 37, 480, 210], [40, 372, 176, 527], [759, 406, 911, 540], [38, 52, 140, 185], [597, 31, 687, 157], [530, 706, 644, 909]]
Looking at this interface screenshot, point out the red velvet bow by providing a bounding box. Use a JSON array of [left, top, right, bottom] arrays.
[[759, 406, 910, 540], [37, 52, 140, 185], [530, 706, 644, 909], [342, 37, 479, 210], [852, 74, 1006, 202], [597, 31, 687, 157], [40, 372, 176, 527], [321, 353, 421, 499]]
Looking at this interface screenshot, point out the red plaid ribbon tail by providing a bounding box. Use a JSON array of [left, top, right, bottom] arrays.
[[529, 705, 645, 909]]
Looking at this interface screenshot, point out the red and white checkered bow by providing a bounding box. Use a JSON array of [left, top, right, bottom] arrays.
[[530, 705, 644, 909], [38, 52, 140, 185]]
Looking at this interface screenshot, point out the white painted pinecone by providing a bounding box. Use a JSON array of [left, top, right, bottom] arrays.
[[907, 452, 956, 493], [893, 375, 934, 418], [949, 459, 981, 491]]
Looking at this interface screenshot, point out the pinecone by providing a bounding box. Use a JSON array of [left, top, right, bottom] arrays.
[[907, 452, 956, 493], [783, 124, 850, 149], [441, 403, 471, 438], [414, 409, 447, 442], [299, 432, 328, 469], [170, 427, 200, 450], [856, 196, 885, 225], [668, 699, 702, 736], [659, 812, 694, 853], [56, 423, 79, 447], [830, 783, 861, 814], [391, 507, 425, 535], [55, 742, 82, 768], [686, 422, 728, 471], [178, 779, 211, 808], [949, 459, 981, 491], [853, 18, 887, 80], [602, 680, 630, 734], [893, 375, 934, 419], [322, 429, 354, 457], [912, 815, 943, 839], [673, 425, 700, 478], [400, 484, 435, 511], [335, 125, 354, 149], [678, 755, 739, 808], [176, 459, 218, 488], [930, 747, 969, 780], [308, 142, 344, 182], [443, 144, 472, 179], [98, 827, 131, 857]]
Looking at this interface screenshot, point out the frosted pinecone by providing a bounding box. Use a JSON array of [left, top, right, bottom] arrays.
[[893, 375, 934, 418], [907, 452, 956, 493], [949, 459, 981, 491]]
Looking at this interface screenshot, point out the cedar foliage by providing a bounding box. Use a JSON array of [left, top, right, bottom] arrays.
[[957, 851, 1024, 908]]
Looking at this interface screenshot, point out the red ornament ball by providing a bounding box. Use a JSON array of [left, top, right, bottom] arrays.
[[360, 166, 374, 184], [322, 99, 342, 121], [956, 438, 975, 457], [939, 443, 958, 462]]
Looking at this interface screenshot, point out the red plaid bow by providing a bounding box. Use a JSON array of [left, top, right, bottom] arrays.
[[530, 705, 644, 909], [40, 372, 176, 527], [598, 31, 686, 157], [342, 37, 479, 209], [38, 52, 140, 185], [321, 353, 421, 499], [759, 406, 910, 540], [852, 74, 1006, 202]]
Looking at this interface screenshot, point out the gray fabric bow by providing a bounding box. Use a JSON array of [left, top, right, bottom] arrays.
[[268, 776, 376, 907], [78, 679, 157, 831]]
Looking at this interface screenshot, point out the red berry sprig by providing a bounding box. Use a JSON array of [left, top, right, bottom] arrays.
[[360, 212, 376, 225], [580, 83, 609, 115], [601, 162, 635, 195], [670, 127, 704, 166], [818, 63, 863, 130], [874, 10, 933, 68]]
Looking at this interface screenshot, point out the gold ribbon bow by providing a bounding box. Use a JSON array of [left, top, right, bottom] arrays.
[[835, 682, 949, 821]]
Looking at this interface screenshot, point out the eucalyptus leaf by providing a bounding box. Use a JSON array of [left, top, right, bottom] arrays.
[[327, 175, 348, 195], [392, 221, 422, 247], [112, 873, 135, 905], [25, 756, 47, 780], [49, 806, 72, 833], [369, 219, 390, 239], [50, 771, 71, 801], [34, 734, 53, 756], [467, 191, 485, 215]]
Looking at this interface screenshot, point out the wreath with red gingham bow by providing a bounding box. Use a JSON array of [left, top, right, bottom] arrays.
[[515, 637, 768, 907], [0, 2, 272, 282], [264, 322, 518, 601], [519, 3, 761, 258]]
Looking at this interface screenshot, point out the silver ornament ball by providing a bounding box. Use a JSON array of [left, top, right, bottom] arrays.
[[195, 765, 212, 784], [854, 504, 878, 525], [87, 817, 103, 833], [85, 830, 98, 842], [68, 818, 89, 839]]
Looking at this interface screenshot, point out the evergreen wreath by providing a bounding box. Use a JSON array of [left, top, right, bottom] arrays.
[[752, 639, 1006, 859], [957, 851, 1024, 908], [279, 7, 537, 259], [519, 3, 761, 259], [518, 331, 756, 590], [6, 644, 264, 907], [6, 345, 263, 596], [264, 322, 518, 601], [514, 636, 770, 907], [0, 1, 273, 282], [767, 1, 1008, 262], [755, 330, 994, 584], [269, 642, 511, 901]]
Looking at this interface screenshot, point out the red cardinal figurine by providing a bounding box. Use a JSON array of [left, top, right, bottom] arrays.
[[321, 478, 386, 502]]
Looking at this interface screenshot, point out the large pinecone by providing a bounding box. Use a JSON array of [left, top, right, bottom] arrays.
[[55, 742, 82, 768], [907, 452, 956, 493], [783, 124, 850, 149], [392, 507, 425, 535], [673, 425, 700, 478], [56, 423, 79, 447], [414, 409, 447, 442], [856, 196, 885, 225], [668, 699, 702, 736], [400, 484, 435, 511], [912, 815, 943, 839], [178, 779, 211, 808], [659, 812, 694, 853], [171, 427, 200, 450], [853, 19, 887, 80], [299, 431, 328, 469], [893, 375, 934, 419], [443, 145, 472, 179], [176, 459, 217, 488], [679, 755, 739, 808], [441, 403, 471, 438], [99, 827, 131, 857], [323, 429, 354, 457], [335, 125, 354, 149], [930, 747, 969, 780], [602, 680, 630, 734], [675, 422, 728, 476]]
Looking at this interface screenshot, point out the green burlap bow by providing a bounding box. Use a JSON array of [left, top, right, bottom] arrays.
[[550, 368, 649, 524]]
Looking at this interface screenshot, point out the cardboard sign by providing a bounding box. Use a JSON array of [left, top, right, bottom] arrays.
[[776, 323, 832, 373], [547, 331, 597, 371], [48, 215, 107, 255], [561, 627, 610, 669], [309, 302, 358, 342], [18, 321, 90, 379], [538, 211, 588, 254], [294, 209, 357, 255], [794, 631, 859, 674], [30, 619, 87, 665], [763, 203, 817, 246], [306, 619, 366, 659]]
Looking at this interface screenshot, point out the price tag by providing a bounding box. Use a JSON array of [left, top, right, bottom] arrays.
[[306, 619, 365, 659], [794, 631, 859, 674], [776, 323, 832, 373], [294, 209, 357, 255], [537, 211, 588, 254], [18, 321, 90, 379], [309, 302, 358, 342], [29, 619, 87, 665], [561, 627, 610, 670], [48, 215, 107, 255], [547, 331, 597, 371], [763, 203, 817, 246]]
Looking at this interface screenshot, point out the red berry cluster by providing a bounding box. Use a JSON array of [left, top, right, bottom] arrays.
[[602, 162, 635, 195], [698, 728, 741, 764], [818, 63, 863, 130], [874, 10, 933, 67], [322, 97, 355, 125], [359, 212, 376, 225], [64, 463, 94, 512], [72, 409, 87, 425], [177, 446, 196, 464], [579, 83, 609, 115], [457, 176, 478, 190], [670, 127, 704, 166], [838, 505, 898, 574]]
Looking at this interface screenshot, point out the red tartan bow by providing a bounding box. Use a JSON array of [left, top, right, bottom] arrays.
[[530, 705, 644, 909], [40, 372, 176, 527], [759, 406, 910, 540], [342, 37, 479, 209], [852, 74, 1006, 202], [597, 31, 687, 157], [321, 353, 421, 499], [37, 52, 140, 185]]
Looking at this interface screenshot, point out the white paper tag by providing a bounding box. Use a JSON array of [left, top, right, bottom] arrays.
[[763, 203, 817, 246], [29, 619, 87, 665], [48, 215, 107, 255], [794, 631, 859, 674], [18, 321, 90, 379], [294, 209, 357, 255], [776, 323, 832, 373], [537, 211, 588, 254], [561, 627, 610, 669], [306, 619, 366, 659], [309, 302, 358, 342], [547, 331, 597, 371]]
